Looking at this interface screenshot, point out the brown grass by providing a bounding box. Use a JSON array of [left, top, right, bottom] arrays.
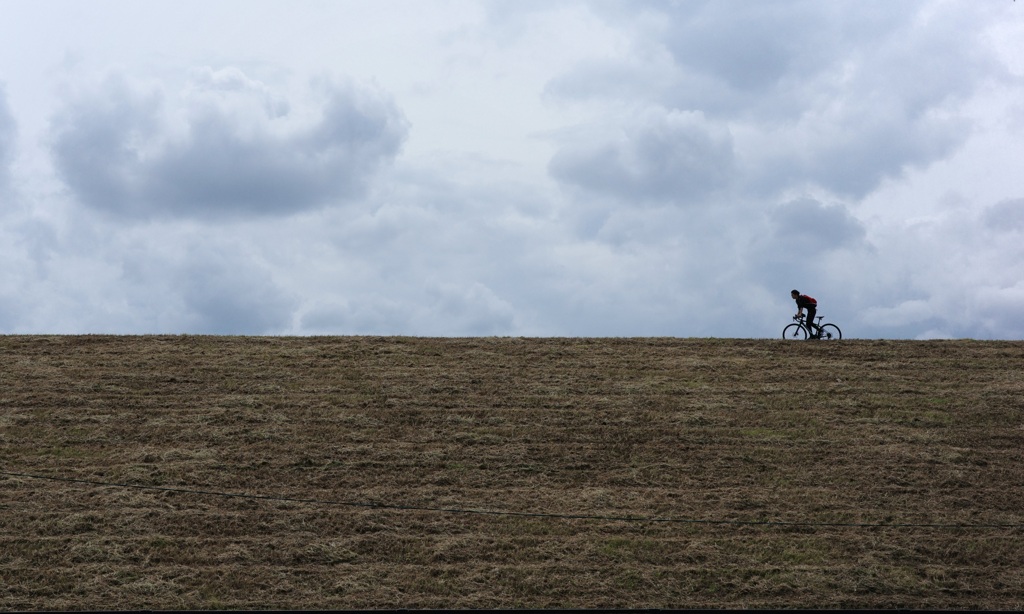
[[1, 335, 1022, 610]]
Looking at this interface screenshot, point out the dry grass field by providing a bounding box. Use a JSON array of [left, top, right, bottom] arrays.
[[1, 335, 1022, 610]]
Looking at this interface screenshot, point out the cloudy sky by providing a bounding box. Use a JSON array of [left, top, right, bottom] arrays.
[[1, 1, 1022, 338]]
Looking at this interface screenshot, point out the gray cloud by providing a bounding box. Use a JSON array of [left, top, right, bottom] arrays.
[[549, 109, 735, 204], [0, 84, 14, 195], [740, 199, 870, 318], [555, 2, 999, 199], [983, 198, 1024, 232], [585, 1, 993, 115], [772, 113, 968, 199], [51, 69, 407, 220], [974, 285, 1024, 339], [177, 257, 296, 335], [117, 236, 298, 334], [300, 281, 515, 336], [660, 1, 852, 97], [768, 199, 867, 253]]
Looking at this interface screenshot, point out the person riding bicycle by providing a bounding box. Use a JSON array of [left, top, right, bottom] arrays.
[[791, 290, 820, 338]]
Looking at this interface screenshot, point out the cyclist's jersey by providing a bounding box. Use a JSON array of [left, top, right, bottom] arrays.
[[795, 294, 817, 309]]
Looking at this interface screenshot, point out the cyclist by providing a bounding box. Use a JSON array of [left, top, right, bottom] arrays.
[[791, 290, 820, 338]]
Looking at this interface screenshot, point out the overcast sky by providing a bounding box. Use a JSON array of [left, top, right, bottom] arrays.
[[1, 0, 1022, 338]]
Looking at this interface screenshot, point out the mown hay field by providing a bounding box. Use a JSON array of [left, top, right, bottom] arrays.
[[1, 335, 1022, 610]]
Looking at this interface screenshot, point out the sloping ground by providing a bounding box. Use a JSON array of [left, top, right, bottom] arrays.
[[1, 335, 1022, 610]]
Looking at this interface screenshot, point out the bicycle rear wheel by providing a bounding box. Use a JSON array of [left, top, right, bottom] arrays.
[[783, 323, 807, 340], [818, 323, 842, 340]]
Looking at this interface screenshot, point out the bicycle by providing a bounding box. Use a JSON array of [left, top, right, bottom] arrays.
[[782, 314, 842, 340]]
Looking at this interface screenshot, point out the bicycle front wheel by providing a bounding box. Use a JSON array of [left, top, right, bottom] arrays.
[[783, 323, 807, 340], [819, 323, 842, 340]]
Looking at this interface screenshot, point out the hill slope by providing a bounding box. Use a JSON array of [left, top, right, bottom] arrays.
[[2, 336, 1022, 609]]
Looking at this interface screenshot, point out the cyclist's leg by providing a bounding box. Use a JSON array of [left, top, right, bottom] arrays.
[[806, 305, 817, 337]]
